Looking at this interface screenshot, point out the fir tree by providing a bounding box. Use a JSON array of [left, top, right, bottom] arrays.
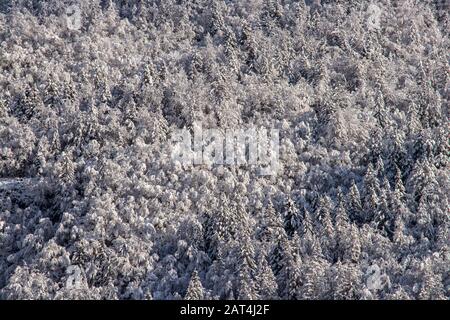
[[185, 270, 204, 300], [418, 265, 445, 300], [274, 237, 301, 299], [254, 252, 278, 299], [257, 199, 285, 244], [347, 180, 363, 224], [283, 197, 300, 238]]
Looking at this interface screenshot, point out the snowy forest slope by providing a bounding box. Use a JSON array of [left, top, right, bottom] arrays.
[[0, 0, 449, 299]]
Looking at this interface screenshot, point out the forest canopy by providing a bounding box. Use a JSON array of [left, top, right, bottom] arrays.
[[0, 0, 448, 300]]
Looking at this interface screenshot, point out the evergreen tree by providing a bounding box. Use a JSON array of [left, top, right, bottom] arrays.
[[209, 1, 225, 36], [331, 261, 362, 300], [362, 164, 380, 223], [414, 199, 438, 241], [375, 156, 385, 180], [269, 234, 287, 279], [387, 286, 412, 300], [236, 236, 259, 300], [315, 196, 335, 261], [343, 225, 361, 263], [185, 270, 205, 300], [346, 180, 363, 224], [375, 182, 390, 235], [386, 130, 409, 176], [393, 165, 406, 202], [254, 252, 278, 299], [276, 237, 301, 299], [0, 0, 448, 301], [418, 265, 445, 300], [407, 159, 439, 206], [283, 197, 300, 238], [299, 205, 316, 256], [300, 251, 328, 300], [334, 192, 350, 261], [392, 210, 410, 253], [257, 199, 285, 244]]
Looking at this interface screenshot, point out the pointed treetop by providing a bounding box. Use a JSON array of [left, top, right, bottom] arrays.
[[376, 156, 385, 178], [185, 270, 205, 300]]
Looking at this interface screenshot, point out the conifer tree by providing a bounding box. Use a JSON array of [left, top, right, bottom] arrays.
[[274, 237, 301, 299], [283, 197, 300, 238], [418, 265, 445, 300], [347, 180, 363, 224], [334, 192, 350, 261], [185, 270, 205, 300], [315, 196, 335, 261], [257, 199, 285, 244], [254, 252, 278, 299]]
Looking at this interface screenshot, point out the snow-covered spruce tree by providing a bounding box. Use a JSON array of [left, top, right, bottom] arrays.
[[0, 0, 448, 300], [185, 270, 205, 300], [346, 180, 363, 225], [282, 196, 300, 239]]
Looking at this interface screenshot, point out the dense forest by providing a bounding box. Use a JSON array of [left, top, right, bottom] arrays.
[[0, 0, 448, 299]]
